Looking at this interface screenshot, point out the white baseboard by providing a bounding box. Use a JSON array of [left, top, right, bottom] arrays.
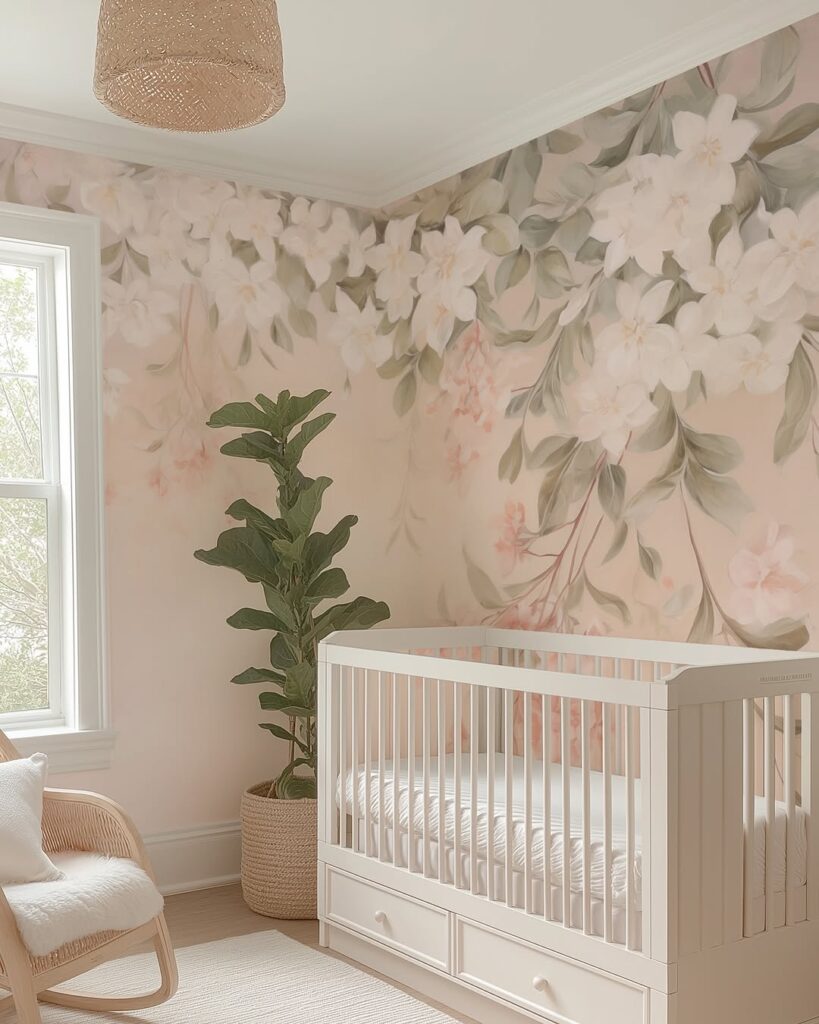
[[144, 821, 241, 895]]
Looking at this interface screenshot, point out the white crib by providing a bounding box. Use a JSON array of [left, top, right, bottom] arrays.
[[317, 627, 819, 1024]]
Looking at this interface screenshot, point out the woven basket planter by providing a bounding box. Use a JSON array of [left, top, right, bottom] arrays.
[[240, 783, 317, 919]]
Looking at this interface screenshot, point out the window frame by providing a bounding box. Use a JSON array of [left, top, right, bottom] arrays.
[[0, 202, 111, 771]]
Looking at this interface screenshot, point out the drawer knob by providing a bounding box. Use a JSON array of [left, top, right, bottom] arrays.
[[532, 976, 549, 993], [374, 910, 387, 925]]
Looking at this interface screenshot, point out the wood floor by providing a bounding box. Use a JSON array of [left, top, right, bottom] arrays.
[[163, 884, 477, 1023]]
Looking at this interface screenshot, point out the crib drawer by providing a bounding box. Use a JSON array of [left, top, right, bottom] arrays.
[[455, 919, 646, 1024], [325, 868, 450, 970]]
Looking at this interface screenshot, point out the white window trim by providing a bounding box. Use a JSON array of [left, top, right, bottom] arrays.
[[0, 202, 112, 773]]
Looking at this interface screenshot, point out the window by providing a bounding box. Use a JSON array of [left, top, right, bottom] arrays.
[[0, 203, 109, 771]]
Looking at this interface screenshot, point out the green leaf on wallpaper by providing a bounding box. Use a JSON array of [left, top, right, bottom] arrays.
[[759, 148, 819, 190], [709, 208, 734, 252], [556, 208, 593, 254], [480, 213, 520, 255], [464, 550, 505, 610], [603, 521, 629, 564], [288, 305, 317, 339], [631, 387, 677, 452], [519, 215, 557, 250], [683, 461, 752, 532], [733, 161, 762, 219], [546, 129, 582, 154], [377, 354, 413, 380], [495, 248, 530, 294], [598, 463, 625, 520], [626, 436, 685, 517], [499, 428, 524, 483], [393, 372, 417, 416], [683, 427, 742, 474], [101, 241, 122, 265], [739, 27, 799, 114], [753, 103, 819, 160], [277, 250, 312, 307], [534, 247, 573, 299], [527, 434, 577, 471], [505, 391, 529, 419], [774, 342, 816, 464], [637, 536, 662, 581], [126, 243, 150, 276], [272, 316, 293, 352], [418, 345, 443, 385], [724, 615, 809, 652], [687, 588, 715, 644], [585, 574, 630, 625], [451, 178, 506, 225], [564, 571, 585, 612]]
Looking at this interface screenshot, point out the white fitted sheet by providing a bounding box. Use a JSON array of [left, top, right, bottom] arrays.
[[337, 753, 807, 907]]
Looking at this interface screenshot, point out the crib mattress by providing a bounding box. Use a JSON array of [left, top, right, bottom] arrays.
[[337, 753, 807, 906]]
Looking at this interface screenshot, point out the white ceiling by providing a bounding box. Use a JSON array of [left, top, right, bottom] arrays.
[[0, 0, 817, 208]]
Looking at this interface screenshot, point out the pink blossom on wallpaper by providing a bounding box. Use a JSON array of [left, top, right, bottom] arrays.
[[727, 523, 806, 626], [446, 442, 479, 481], [439, 324, 499, 432], [495, 500, 529, 575]]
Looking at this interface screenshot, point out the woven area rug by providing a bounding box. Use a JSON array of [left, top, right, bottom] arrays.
[[35, 930, 459, 1023]]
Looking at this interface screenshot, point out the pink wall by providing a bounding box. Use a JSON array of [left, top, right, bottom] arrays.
[[1, 16, 818, 833]]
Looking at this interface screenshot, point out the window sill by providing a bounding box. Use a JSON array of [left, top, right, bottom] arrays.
[[5, 727, 116, 773]]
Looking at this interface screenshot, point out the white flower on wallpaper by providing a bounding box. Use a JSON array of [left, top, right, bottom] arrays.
[[672, 93, 759, 199], [763, 194, 819, 301], [573, 374, 655, 456], [594, 279, 690, 391], [220, 192, 283, 261], [279, 197, 349, 285], [203, 257, 284, 331], [328, 289, 389, 372], [80, 171, 148, 235], [727, 523, 807, 626], [705, 321, 801, 395], [366, 214, 425, 321], [101, 277, 176, 347]]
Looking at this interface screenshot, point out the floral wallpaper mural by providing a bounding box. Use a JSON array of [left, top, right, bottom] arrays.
[[1, 20, 818, 823], [2, 20, 818, 668]]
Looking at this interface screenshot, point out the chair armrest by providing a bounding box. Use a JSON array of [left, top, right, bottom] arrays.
[[41, 789, 156, 881]]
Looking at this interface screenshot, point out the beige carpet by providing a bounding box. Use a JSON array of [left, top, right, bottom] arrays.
[[35, 931, 459, 1023]]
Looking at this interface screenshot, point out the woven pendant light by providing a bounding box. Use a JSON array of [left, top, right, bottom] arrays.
[[93, 0, 285, 133]]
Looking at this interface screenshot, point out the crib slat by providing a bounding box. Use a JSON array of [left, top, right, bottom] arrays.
[[804, 694, 819, 921], [505, 688, 514, 907], [626, 705, 637, 950], [764, 696, 776, 932], [603, 702, 613, 943], [364, 670, 373, 858], [743, 698, 756, 937], [784, 694, 796, 925], [561, 697, 571, 929], [378, 672, 387, 862], [723, 700, 744, 944], [408, 678, 416, 872], [339, 666, 348, 851], [351, 668, 360, 854], [392, 673, 401, 869], [438, 679, 447, 884], [454, 681, 463, 889], [423, 678, 431, 877], [581, 699, 591, 934], [470, 684, 480, 895], [524, 689, 534, 914], [487, 679, 496, 902], [542, 692, 552, 922]]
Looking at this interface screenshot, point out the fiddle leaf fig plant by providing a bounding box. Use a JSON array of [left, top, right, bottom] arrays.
[[194, 389, 390, 800]]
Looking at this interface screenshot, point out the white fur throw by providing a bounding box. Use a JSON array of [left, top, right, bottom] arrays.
[[0, 754, 62, 884], [2, 851, 164, 956]]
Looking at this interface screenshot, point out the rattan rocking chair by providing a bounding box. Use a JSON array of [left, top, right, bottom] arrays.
[[0, 729, 178, 1023]]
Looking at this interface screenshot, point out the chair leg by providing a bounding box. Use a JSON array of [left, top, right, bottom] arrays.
[[3, 964, 43, 1024], [39, 914, 179, 1013]]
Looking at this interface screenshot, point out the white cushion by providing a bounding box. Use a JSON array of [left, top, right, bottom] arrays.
[[0, 754, 62, 884], [3, 851, 164, 956]]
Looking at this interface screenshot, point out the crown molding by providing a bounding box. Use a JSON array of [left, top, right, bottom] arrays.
[[372, 0, 819, 207], [0, 0, 817, 212]]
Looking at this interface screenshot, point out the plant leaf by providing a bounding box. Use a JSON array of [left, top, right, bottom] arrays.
[[683, 462, 752, 532], [227, 607, 289, 632], [637, 536, 662, 580], [232, 666, 286, 686], [598, 463, 626, 520], [464, 549, 505, 609], [585, 574, 631, 624], [687, 588, 715, 643], [774, 342, 816, 464], [305, 567, 350, 603], [499, 428, 524, 483]]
